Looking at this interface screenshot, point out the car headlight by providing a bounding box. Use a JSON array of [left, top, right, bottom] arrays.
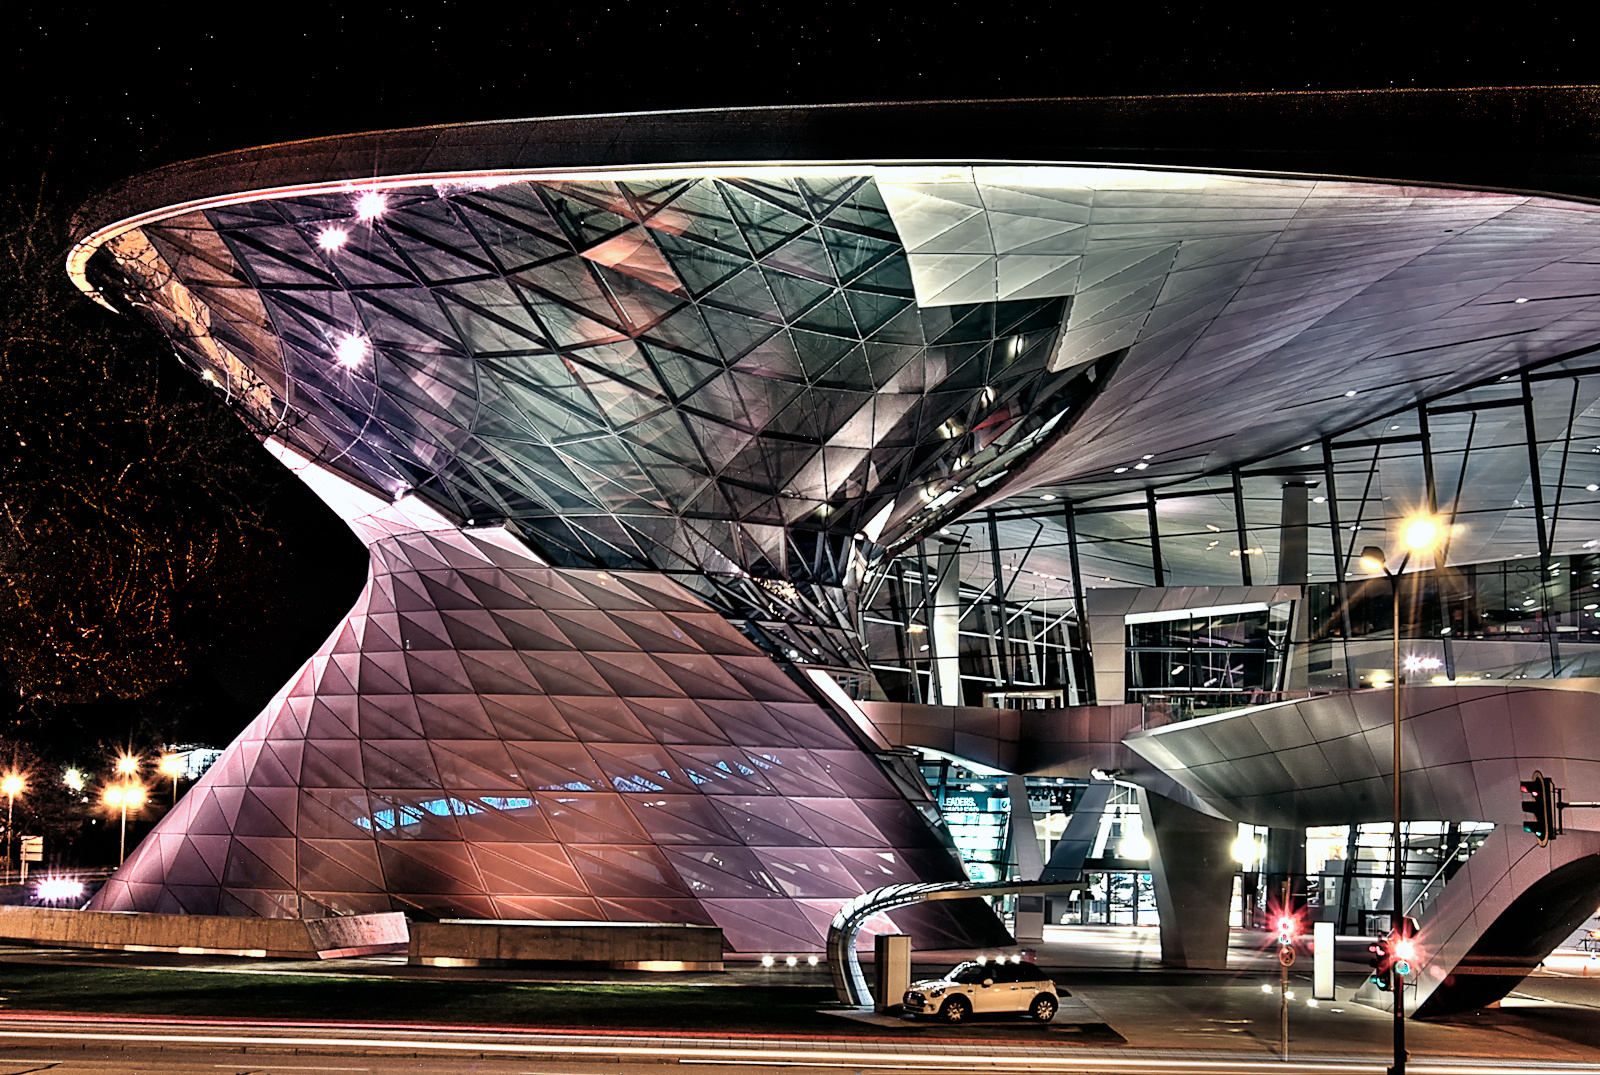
[[928, 987, 944, 998]]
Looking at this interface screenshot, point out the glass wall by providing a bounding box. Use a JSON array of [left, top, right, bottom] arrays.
[[857, 355, 1600, 705]]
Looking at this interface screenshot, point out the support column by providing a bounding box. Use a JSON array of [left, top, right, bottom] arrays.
[[1139, 788, 1238, 969], [933, 541, 962, 707], [1263, 827, 1308, 920], [1007, 775, 1046, 942], [1278, 481, 1309, 586]]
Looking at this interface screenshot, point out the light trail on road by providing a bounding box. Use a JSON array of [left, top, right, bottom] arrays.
[[3, 1015, 1600, 1075]]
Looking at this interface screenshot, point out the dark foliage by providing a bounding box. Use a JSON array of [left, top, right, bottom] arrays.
[[0, 180, 364, 749]]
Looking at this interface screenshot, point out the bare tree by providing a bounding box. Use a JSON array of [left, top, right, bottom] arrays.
[[0, 175, 283, 709]]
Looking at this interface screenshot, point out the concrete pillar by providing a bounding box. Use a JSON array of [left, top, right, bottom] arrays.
[[1138, 788, 1238, 970], [933, 542, 962, 706]]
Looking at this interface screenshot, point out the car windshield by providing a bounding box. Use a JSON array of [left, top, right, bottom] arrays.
[[947, 962, 991, 984]]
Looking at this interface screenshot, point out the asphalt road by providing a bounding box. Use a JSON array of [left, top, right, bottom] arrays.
[[6, 929, 1600, 1072], [5, 1013, 1600, 1075]]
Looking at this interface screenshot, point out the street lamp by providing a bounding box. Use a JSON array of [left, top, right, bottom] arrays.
[[2, 773, 24, 883], [1359, 514, 1441, 1075], [159, 754, 182, 806], [103, 782, 146, 865], [116, 754, 139, 777]]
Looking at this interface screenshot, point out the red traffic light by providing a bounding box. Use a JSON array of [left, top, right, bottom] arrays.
[[1274, 913, 1300, 945]]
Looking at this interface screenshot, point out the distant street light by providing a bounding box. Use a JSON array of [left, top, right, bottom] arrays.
[[1359, 513, 1443, 1075], [103, 782, 147, 865], [116, 754, 139, 777], [2, 773, 24, 884], [159, 754, 182, 806]]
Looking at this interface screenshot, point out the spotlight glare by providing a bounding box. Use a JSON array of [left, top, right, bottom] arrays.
[[335, 334, 370, 367], [1403, 517, 1439, 551], [354, 190, 388, 221], [34, 877, 84, 903]]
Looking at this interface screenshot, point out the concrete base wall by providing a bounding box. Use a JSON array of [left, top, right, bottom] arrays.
[[0, 906, 407, 958], [409, 919, 724, 971]]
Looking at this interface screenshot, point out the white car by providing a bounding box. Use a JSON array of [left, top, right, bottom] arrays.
[[901, 960, 1060, 1024]]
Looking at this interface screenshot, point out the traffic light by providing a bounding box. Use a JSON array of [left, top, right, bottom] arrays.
[[1275, 914, 1298, 948], [1367, 938, 1393, 991], [1392, 916, 1419, 979], [1521, 771, 1560, 846]]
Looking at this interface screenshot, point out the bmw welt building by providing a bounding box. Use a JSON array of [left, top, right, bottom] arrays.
[[68, 90, 1600, 1015]]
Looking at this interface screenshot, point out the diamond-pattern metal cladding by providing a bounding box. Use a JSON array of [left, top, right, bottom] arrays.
[[87, 492, 985, 952]]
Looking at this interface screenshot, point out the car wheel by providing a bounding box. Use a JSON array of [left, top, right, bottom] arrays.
[[939, 995, 971, 1024], [1029, 994, 1057, 1022]]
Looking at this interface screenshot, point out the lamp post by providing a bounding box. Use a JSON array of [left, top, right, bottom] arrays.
[[159, 754, 182, 806], [2, 773, 24, 884], [1360, 516, 1440, 1075], [103, 781, 146, 865]]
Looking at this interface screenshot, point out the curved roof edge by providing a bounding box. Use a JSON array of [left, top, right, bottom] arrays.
[[74, 87, 1600, 233]]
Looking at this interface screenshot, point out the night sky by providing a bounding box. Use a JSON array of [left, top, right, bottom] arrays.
[[1, 3, 1595, 755]]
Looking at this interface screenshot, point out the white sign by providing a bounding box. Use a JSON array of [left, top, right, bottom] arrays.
[[20, 835, 42, 863], [1313, 921, 1335, 999]]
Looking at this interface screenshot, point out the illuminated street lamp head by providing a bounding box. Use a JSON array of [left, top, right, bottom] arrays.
[[159, 754, 182, 777], [63, 768, 84, 791], [1404, 516, 1440, 552], [116, 754, 139, 776], [1360, 545, 1389, 573], [103, 784, 146, 809], [1, 773, 24, 797]]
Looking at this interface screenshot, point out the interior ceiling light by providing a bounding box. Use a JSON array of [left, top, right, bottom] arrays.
[[1205, 524, 1221, 532], [354, 190, 389, 221], [1114, 467, 1129, 474], [1040, 493, 1056, 500], [1133, 462, 1149, 470], [1345, 390, 1359, 397], [1515, 297, 1530, 303], [1587, 484, 1599, 492], [1313, 496, 1327, 504], [1299, 445, 1312, 451]]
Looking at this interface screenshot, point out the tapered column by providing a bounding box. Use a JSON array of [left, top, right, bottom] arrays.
[[1139, 788, 1238, 969]]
